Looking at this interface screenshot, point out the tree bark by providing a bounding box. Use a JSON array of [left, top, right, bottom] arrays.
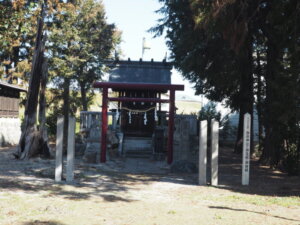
[[255, 49, 264, 152], [38, 57, 50, 158], [62, 77, 70, 153], [234, 106, 245, 153], [260, 39, 281, 166], [15, 4, 50, 159], [234, 37, 254, 154], [80, 81, 88, 111]]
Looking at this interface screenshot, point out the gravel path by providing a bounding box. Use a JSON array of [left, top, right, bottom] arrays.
[[0, 146, 299, 225]]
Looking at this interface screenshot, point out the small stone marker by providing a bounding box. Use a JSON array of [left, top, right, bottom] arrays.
[[117, 132, 124, 155], [211, 120, 219, 186], [199, 120, 207, 185], [55, 116, 64, 182], [66, 117, 75, 182], [242, 113, 251, 185]]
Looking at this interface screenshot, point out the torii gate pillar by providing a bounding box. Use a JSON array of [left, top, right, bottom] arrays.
[[167, 90, 175, 164], [100, 87, 108, 163]]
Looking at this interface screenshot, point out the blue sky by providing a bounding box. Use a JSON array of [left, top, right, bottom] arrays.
[[102, 0, 167, 61], [102, 0, 200, 101]]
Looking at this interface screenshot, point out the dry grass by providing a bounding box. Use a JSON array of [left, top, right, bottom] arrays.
[[0, 147, 299, 225]]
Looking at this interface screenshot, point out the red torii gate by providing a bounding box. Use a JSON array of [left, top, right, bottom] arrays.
[[93, 82, 184, 164]]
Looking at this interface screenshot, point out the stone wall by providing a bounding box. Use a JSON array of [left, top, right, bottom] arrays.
[[0, 117, 22, 147], [80, 111, 120, 163], [173, 115, 199, 164], [79, 111, 199, 164]]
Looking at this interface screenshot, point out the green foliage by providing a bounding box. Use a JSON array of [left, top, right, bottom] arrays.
[[198, 102, 221, 122], [198, 102, 235, 142], [48, 0, 120, 111], [151, 1, 241, 109], [153, 0, 300, 174], [282, 144, 299, 176], [0, 0, 38, 84], [46, 111, 60, 136]]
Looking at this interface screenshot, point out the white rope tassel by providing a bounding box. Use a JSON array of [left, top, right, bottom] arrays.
[[128, 111, 132, 124], [115, 109, 120, 122], [155, 108, 158, 122], [144, 112, 147, 125]]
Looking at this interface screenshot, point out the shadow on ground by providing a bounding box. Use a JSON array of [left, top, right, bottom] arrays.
[[0, 147, 158, 202], [216, 147, 300, 197], [0, 146, 299, 200], [209, 206, 300, 222], [21, 220, 65, 225], [0, 170, 159, 202]]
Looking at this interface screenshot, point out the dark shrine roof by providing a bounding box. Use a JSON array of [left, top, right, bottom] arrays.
[[0, 80, 27, 92], [107, 59, 172, 84]]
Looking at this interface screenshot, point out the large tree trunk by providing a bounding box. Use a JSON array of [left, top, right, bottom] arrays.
[[62, 77, 70, 153], [38, 58, 50, 158], [78, 65, 88, 111], [234, 106, 245, 153], [15, 4, 50, 159], [260, 39, 281, 166], [255, 49, 264, 152], [234, 37, 254, 154], [80, 81, 88, 111]]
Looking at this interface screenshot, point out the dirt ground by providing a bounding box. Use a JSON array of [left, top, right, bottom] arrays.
[[0, 146, 299, 225]]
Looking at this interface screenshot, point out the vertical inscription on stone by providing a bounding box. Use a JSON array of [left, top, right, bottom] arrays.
[[55, 116, 64, 182], [242, 113, 251, 185], [67, 117, 75, 182], [211, 120, 219, 186], [199, 120, 207, 185]]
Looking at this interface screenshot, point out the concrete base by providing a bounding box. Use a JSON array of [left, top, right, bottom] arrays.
[[0, 117, 22, 147]]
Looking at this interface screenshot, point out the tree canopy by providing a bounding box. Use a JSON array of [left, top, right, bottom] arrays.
[[0, 0, 121, 158], [153, 0, 300, 174]]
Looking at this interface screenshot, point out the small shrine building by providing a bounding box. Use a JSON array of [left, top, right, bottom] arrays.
[[93, 59, 184, 164]]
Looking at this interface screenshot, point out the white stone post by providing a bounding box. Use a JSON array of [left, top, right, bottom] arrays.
[[55, 116, 64, 182], [211, 120, 219, 186], [117, 132, 124, 155], [88, 114, 92, 129], [242, 113, 251, 185], [199, 120, 207, 185], [66, 117, 75, 182]]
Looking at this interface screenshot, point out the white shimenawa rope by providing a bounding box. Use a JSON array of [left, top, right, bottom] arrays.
[[144, 112, 147, 125], [122, 106, 156, 113], [111, 104, 157, 125], [128, 111, 132, 124], [115, 109, 120, 122]]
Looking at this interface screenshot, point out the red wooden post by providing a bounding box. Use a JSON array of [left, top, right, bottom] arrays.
[[167, 90, 175, 164], [159, 93, 162, 111], [101, 87, 108, 163]]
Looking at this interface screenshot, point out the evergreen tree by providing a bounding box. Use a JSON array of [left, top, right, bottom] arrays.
[[47, 0, 120, 152], [153, 0, 300, 174]]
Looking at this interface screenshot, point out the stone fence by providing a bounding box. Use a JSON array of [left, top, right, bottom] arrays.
[[173, 115, 198, 163], [79, 111, 119, 163], [78, 111, 199, 163], [0, 117, 22, 147]]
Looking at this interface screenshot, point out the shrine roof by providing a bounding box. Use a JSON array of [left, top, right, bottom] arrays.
[[0, 80, 27, 92], [107, 59, 171, 84]]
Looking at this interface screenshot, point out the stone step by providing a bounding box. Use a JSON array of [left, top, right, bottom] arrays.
[[125, 149, 153, 154], [123, 136, 153, 157], [123, 137, 152, 148], [125, 150, 153, 158], [123, 143, 152, 149], [123, 138, 152, 144], [126, 154, 152, 159], [124, 136, 152, 140]]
